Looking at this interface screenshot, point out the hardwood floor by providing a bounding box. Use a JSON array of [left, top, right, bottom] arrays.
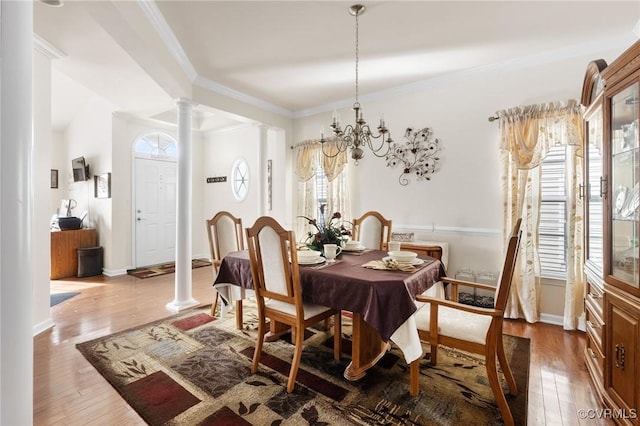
[[35, 269, 611, 425]]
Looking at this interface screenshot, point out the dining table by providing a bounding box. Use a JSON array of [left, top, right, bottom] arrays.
[[213, 248, 446, 380]]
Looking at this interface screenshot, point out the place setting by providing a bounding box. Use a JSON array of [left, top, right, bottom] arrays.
[[296, 243, 342, 269], [341, 239, 367, 255], [363, 249, 424, 272]]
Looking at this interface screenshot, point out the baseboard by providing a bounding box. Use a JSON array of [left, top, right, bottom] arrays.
[[102, 268, 128, 277], [539, 313, 564, 326], [33, 319, 54, 336]]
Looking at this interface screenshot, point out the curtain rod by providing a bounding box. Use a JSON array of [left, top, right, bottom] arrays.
[[488, 115, 498, 122]]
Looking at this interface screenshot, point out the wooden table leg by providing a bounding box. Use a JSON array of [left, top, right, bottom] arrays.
[[344, 313, 390, 381]]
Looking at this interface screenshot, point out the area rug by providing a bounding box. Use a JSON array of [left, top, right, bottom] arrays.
[[76, 303, 529, 425], [127, 258, 212, 279], [50, 291, 80, 307]]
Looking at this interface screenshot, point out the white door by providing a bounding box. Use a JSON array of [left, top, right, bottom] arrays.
[[135, 157, 177, 267]]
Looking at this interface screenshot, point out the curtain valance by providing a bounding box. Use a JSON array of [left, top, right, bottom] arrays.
[[497, 99, 583, 169]]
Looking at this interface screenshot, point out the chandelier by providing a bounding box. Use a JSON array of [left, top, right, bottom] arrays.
[[320, 4, 393, 165]]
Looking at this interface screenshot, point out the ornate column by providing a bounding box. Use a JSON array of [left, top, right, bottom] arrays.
[[1, 1, 34, 424], [167, 98, 199, 311]]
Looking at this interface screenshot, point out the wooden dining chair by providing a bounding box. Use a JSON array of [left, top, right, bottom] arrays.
[[410, 218, 522, 426], [206, 211, 245, 328], [352, 211, 392, 250], [246, 216, 342, 393]]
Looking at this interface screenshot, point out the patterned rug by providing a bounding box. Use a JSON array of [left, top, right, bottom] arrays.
[[76, 303, 529, 425], [127, 258, 212, 279]]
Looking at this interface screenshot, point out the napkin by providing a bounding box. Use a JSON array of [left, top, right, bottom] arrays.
[[362, 259, 416, 272]]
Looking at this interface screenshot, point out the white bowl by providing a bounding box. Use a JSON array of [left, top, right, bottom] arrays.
[[345, 240, 362, 250], [297, 250, 321, 262], [388, 250, 418, 264]]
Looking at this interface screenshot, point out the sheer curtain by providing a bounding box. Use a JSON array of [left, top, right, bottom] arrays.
[[498, 100, 585, 329], [293, 139, 350, 242]]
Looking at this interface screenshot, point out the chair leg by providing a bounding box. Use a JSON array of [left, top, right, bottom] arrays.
[[410, 359, 420, 396], [287, 325, 305, 393], [210, 291, 220, 317], [333, 313, 342, 360], [486, 346, 514, 426], [235, 300, 243, 329], [252, 318, 266, 374], [429, 338, 439, 365], [497, 335, 518, 396]]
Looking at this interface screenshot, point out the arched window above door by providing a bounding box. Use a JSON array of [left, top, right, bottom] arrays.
[[134, 133, 177, 160]]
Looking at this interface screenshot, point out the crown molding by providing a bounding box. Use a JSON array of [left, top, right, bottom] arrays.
[[136, 0, 197, 81], [192, 75, 293, 118], [33, 33, 66, 59]]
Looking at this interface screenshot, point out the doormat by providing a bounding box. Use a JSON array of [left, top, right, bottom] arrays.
[[127, 259, 211, 279], [50, 292, 80, 307]]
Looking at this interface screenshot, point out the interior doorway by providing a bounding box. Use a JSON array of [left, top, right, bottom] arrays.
[[133, 134, 177, 267]]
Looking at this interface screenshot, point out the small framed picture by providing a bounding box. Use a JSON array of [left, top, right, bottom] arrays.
[[94, 172, 111, 198], [50, 169, 58, 189]]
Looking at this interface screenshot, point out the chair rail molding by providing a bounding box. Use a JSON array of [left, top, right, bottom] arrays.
[[394, 223, 500, 236]]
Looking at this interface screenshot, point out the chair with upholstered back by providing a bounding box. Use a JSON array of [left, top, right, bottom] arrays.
[[246, 216, 342, 393], [410, 218, 522, 426], [352, 211, 392, 250], [207, 211, 245, 326]]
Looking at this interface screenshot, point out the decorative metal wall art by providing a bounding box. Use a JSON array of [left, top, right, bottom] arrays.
[[385, 127, 440, 185]]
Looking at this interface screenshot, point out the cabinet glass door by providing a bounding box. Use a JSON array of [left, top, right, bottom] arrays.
[[611, 83, 639, 287], [586, 104, 604, 274]]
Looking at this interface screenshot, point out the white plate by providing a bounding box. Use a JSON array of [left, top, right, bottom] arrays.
[[615, 186, 629, 214], [343, 246, 365, 252], [298, 257, 325, 265], [382, 256, 424, 266]]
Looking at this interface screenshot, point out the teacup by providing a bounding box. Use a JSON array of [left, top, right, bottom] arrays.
[[388, 241, 401, 252], [323, 244, 341, 262]]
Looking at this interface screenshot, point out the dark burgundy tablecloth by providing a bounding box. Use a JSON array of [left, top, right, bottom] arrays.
[[214, 249, 446, 341]]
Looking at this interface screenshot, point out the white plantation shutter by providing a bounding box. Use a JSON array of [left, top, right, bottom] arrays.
[[539, 145, 567, 278], [315, 164, 328, 226]]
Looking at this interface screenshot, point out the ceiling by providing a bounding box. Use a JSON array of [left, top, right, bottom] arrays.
[[34, 1, 640, 132]]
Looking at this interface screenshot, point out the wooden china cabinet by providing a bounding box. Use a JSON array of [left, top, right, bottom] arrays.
[[582, 40, 640, 425]]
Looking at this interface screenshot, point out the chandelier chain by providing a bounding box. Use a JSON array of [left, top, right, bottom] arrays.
[[355, 8, 359, 104], [320, 4, 393, 165]]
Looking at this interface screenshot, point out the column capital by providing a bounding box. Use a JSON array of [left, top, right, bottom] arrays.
[[176, 97, 197, 109]]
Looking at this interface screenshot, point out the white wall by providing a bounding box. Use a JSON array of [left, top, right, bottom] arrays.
[[203, 126, 262, 232], [292, 44, 630, 320], [49, 130, 67, 213], [64, 95, 116, 268]]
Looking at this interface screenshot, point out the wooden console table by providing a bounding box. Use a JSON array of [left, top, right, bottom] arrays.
[[50, 229, 97, 279]]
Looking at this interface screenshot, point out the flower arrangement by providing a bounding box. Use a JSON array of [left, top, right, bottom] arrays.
[[299, 205, 352, 253]]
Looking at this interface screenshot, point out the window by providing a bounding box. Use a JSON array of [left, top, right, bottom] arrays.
[[231, 158, 250, 201], [314, 163, 328, 226], [134, 133, 177, 159], [539, 145, 567, 278]]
